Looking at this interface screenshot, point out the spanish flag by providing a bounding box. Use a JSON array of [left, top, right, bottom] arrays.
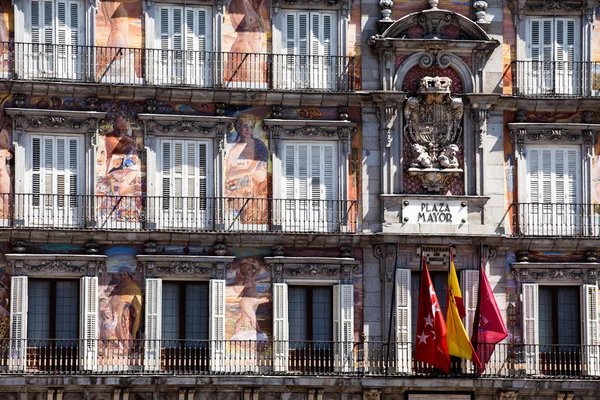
[[446, 251, 481, 368]]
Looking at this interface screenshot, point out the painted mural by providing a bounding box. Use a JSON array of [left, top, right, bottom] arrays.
[[225, 109, 270, 224]]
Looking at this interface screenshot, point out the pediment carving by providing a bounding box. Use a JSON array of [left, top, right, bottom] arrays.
[[5, 108, 106, 133], [264, 256, 360, 283], [6, 254, 106, 277], [511, 263, 599, 285], [137, 255, 235, 279], [137, 113, 235, 138]]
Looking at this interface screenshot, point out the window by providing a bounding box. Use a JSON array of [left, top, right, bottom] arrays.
[[9, 275, 98, 372], [526, 17, 579, 95], [23, 0, 84, 79], [523, 145, 581, 235], [281, 142, 337, 231], [394, 268, 479, 374], [276, 11, 335, 90], [160, 282, 210, 370], [272, 283, 354, 373], [288, 286, 333, 372], [26, 134, 84, 227], [158, 139, 211, 229], [149, 5, 211, 86], [522, 283, 599, 376], [144, 278, 225, 372]]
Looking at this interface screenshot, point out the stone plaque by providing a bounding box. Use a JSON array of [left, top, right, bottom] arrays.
[[402, 199, 467, 225]]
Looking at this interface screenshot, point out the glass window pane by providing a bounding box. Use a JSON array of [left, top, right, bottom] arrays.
[[289, 286, 307, 342], [312, 286, 332, 342], [28, 280, 50, 340], [162, 282, 180, 342], [55, 280, 79, 340], [185, 282, 209, 342]]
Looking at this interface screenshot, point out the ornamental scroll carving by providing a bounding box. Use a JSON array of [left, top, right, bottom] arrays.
[[7, 259, 105, 277], [404, 76, 463, 192]]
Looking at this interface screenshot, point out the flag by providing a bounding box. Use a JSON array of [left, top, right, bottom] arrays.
[[414, 255, 450, 373], [471, 261, 508, 374], [448, 252, 465, 318], [446, 253, 481, 368]]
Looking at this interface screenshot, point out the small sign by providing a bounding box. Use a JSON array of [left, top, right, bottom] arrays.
[[421, 245, 456, 266], [403, 200, 467, 225]]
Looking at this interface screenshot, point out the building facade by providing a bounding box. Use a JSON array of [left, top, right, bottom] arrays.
[[0, 0, 598, 399]]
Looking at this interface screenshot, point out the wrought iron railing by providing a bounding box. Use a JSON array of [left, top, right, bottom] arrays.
[[0, 42, 356, 92], [1, 340, 599, 378], [0, 194, 358, 233], [512, 202, 600, 237], [511, 60, 600, 97]]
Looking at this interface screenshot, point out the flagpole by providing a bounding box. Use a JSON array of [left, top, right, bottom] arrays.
[[385, 242, 399, 375]]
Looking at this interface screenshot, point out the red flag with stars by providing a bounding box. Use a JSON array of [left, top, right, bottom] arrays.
[[414, 255, 451, 373]]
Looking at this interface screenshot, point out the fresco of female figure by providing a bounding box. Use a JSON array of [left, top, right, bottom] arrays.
[[227, 0, 267, 83], [225, 112, 268, 223]]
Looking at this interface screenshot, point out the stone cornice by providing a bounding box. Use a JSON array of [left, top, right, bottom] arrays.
[[5, 253, 106, 277], [264, 256, 360, 283], [137, 255, 235, 279], [137, 113, 235, 137], [5, 108, 106, 133]]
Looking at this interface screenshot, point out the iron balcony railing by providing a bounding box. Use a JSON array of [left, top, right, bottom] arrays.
[[511, 60, 600, 97], [2, 340, 599, 378], [0, 193, 358, 234], [0, 42, 356, 92], [513, 202, 600, 237]]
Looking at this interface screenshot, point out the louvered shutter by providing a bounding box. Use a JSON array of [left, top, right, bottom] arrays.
[[31, 1, 41, 44], [395, 269, 411, 373], [209, 279, 226, 372], [581, 284, 600, 376], [80, 276, 98, 371], [311, 13, 321, 59], [522, 283, 539, 375], [144, 278, 162, 371], [333, 284, 354, 372], [9, 276, 28, 371], [43, 1, 53, 45], [272, 283, 289, 372], [462, 270, 480, 338], [161, 141, 171, 209]]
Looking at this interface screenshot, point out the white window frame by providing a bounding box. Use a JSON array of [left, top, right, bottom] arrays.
[[272, 281, 354, 373], [145, 3, 213, 86], [519, 144, 582, 236], [15, 0, 88, 80], [23, 133, 85, 228], [516, 15, 582, 95], [521, 282, 599, 376], [272, 10, 337, 90], [157, 138, 213, 230]]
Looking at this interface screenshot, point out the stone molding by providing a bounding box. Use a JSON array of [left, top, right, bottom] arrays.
[[264, 256, 360, 283], [6, 253, 106, 277], [137, 255, 235, 279], [511, 262, 600, 284]]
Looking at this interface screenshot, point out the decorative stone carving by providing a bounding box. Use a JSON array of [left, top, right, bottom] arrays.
[[404, 76, 463, 192], [6, 255, 106, 277], [271, 105, 282, 119], [473, 1, 488, 24], [272, 245, 285, 256], [586, 251, 597, 262], [376, 103, 398, 148], [85, 241, 99, 254], [264, 257, 360, 282], [139, 255, 234, 279], [340, 246, 352, 258], [530, 269, 584, 281], [13, 94, 26, 108], [145, 99, 157, 113], [471, 104, 490, 148], [11, 240, 27, 253], [363, 389, 381, 400], [516, 250, 529, 262], [338, 106, 349, 121], [379, 0, 393, 21], [499, 390, 518, 400], [144, 241, 158, 254], [374, 243, 396, 281], [214, 243, 228, 256]]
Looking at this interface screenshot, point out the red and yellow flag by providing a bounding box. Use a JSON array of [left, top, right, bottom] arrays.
[[446, 252, 481, 368]]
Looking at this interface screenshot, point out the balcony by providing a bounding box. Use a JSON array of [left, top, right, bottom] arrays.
[[0, 194, 357, 234], [511, 60, 600, 97], [0, 42, 356, 92], [513, 202, 600, 237], [1, 340, 599, 379]]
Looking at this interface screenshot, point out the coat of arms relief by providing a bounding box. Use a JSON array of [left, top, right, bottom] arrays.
[[404, 76, 464, 192]]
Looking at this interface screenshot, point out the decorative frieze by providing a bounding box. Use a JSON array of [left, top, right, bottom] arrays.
[[265, 256, 360, 283], [511, 262, 600, 284], [138, 255, 235, 279], [6, 254, 106, 277]]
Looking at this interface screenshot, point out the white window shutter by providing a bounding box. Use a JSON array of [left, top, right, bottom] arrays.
[[209, 279, 226, 372], [9, 276, 28, 371], [69, 1, 79, 45], [461, 269, 480, 338], [31, 0, 41, 43], [522, 283, 539, 375], [298, 13, 308, 57], [161, 141, 172, 202], [395, 269, 411, 374], [57, 1, 67, 45], [333, 284, 354, 373], [581, 284, 600, 376], [43, 0, 53, 45], [144, 278, 162, 371], [159, 7, 171, 50], [272, 283, 289, 372], [80, 276, 98, 371]]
